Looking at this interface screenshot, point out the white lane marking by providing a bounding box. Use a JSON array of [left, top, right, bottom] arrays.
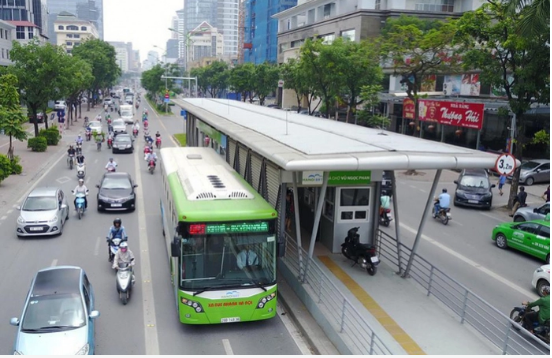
[[409, 185, 417, 189], [419, 189, 426, 193], [94, 237, 101, 256], [222, 339, 234, 355], [150, 102, 179, 147], [7, 209, 12, 214], [0, 215, 6, 220], [133, 139, 160, 355], [13, 204, 18, 208], [453, 220, 463, 226], [15, 147, 66, 204], [50, 259, 58, 267], [399, 222, 538, 300], [277, 304, 313, 355]]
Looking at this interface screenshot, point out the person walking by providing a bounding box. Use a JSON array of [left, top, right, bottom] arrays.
[[542, 185, 550, 203], [510, 186, 527, 217], [498, 174, 507, 196]]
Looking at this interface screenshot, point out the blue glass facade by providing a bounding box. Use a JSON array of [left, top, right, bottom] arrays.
[[244, 0, 297, 64]]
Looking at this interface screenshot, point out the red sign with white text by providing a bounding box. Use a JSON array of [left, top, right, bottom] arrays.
[[402, 99, 484, 130]]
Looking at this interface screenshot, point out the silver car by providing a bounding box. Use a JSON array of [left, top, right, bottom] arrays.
[[510, 159, 550, 186], [16, 187, 69, 237], [10, 266, 99, 354], [513, 202, 550, 222], [88, 120, 102, 134], [112, 119, 126, 133]]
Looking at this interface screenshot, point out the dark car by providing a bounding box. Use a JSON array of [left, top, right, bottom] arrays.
[[96, 172, 137, 212], [381, 170, 393, 196], [112, 133, 134, 153], [454, 169, 496, 209]]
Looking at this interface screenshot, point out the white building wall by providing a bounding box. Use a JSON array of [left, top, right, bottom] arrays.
[[0, 21, 15, 67]]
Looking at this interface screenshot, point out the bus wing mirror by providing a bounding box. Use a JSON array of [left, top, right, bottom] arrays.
[[171, 237, 181, 257]]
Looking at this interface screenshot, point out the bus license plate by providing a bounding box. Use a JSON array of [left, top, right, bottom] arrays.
[[111, 203, 122, 207], [221, 317, 240, 323]]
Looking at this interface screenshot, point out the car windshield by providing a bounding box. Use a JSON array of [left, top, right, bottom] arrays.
[[520, 161, 541, 170], [115, 136, 131, 142], [459, 176, 490, 189], [102, 177, 131, 190], [121, 110, 132, 116], [21, 293, 85, 331], [113, 120, 124, 126], [89, 121, 100, 127], [22, 197, 58, 211]]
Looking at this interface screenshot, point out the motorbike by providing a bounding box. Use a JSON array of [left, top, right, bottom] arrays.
[[96, 138, 102, 151], [510, 304, 550, 344], [85, 130, 91, 141], [155, 137, 162, 149], [72, 191, 88, 220], [379, 208, 393, 227], [432, 202, 451, 225], [67, 154, 75, 170], [76, 163, 86, 179], [116, 259, 135, 305], [107, 136, 113, 149], [107, 237, 126, 263], [341, 227, 380, 276], [76, 142, 82, 155], [133, 128, 138, 138], [148, 159, 156, 174], [107, 166, 116, 173]]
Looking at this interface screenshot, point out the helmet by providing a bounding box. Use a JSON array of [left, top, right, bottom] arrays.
[[109, 157, 114, 161], [78, 178, 84, 184], [519, 186, 525, 191], [69, 144, 74, 148], [120, 241, 128, 252], [113, 218, 122, 226], [442, 188, 448, 193]]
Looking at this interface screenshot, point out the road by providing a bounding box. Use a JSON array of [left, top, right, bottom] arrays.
[[0, 101, 310, 355], [383, 172, 548, 317]]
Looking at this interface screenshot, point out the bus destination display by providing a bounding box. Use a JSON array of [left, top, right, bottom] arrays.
[[202, 221, 269, 234]]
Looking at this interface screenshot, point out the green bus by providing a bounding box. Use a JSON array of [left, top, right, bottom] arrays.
[[159, 147, 278, 324]]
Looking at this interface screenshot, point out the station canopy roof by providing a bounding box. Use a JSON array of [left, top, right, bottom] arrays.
[[175, 98, 501, 172]]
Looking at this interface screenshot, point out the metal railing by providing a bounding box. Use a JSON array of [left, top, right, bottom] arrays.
[[280, 233, 394, 355], [376, 229, 550, 355]]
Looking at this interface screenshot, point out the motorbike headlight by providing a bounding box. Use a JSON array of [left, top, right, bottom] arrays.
[[75, 343, 89, 355], [17, 216, 25, 224], [48, 216, 58, 223]]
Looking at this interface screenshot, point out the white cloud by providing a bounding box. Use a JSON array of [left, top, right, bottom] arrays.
[[104, 0, 183, 61]]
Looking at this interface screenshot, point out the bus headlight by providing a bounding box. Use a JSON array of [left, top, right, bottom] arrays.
[[256, 292, 276, 309], [181, 297, 204, 313]]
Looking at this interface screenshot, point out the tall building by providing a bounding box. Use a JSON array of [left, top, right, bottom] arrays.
[[165, 38, 180, 61], [176, 9, 185, 60], [216, 0, 239, 56], [132, 50, 140, 72], [54, 11, 99, 54], [109, 41, 134, 73], [244, 0, 297, 64], [183, 0, 217, 34], [147, 50, 159, 67], [187, 22, 224, 65], [0, 20, 15, 67], [0, 0, 47, 39], [171, 16, 179, 39], [47, 0, 103, 45]]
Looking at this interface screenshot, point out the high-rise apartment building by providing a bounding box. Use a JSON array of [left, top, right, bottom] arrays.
[[54, 11, 99, 53], [0, 0, 47, 38], [244, 0, 297, 64], [47, 0, 103, 45], [176, 9, 185, 60], [187, 22, 224, 66], [109, 41, 134, 73]]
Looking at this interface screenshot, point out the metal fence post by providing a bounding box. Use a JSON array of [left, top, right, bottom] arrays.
[[340, 298, 347, 333], [390, 170, 403, 273], [502, 324, 512, 354], [427, 265, 434, 296], [369, 331, 376, 355], [318, 273, 323, 303], [460, 290, 469, 324]]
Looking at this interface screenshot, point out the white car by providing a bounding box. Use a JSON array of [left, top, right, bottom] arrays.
[[54, 100, 66, 110], [103, 98, 113, 106], [112, 119, 126, 134], [532, 264, 550, 296], [88, 121, 102, 134]]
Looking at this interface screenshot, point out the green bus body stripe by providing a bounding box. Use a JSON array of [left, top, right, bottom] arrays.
[[167, 171, 277, 222]]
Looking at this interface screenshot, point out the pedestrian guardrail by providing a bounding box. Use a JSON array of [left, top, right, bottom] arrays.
[[376, 229, 550, 355], [281, 233, 394, 355]]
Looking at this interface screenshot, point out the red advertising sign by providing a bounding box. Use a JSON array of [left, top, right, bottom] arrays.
[[402, 99, 484, 130]]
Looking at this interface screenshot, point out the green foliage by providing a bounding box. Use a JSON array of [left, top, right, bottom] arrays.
[[530, 130, 550, 146], [58, 55, 93, 114], [190, 66, 209, 96], [252, 63, 280, 105], [506, 0, 550, 37], [356, 84, 390, 128], [174, 133, 187, 147], [0, 74, 28, 159], [27, 136, 47, 152], [38, 126, 61, 146], [280, 58, 314, 111], [229, 63, 256, 101], [204, 61, 230, 98], [0, 154, 12, 183], [141, 64, 168, 97], [10, 155, 22, 175]]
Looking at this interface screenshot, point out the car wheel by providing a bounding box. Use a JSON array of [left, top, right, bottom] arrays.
[[537, 279, 550, 297], [495, 233, 508, 249], [525, 176, 535, 186], [513, 216, 525, 222]]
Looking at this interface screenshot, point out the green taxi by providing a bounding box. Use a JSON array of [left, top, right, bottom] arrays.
[[492, 219, 550, 263]]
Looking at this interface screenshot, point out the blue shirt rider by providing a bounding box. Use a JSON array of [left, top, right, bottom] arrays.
[[106, 218, 128, 242], [434, 188, 451, 216], [76, 134, 83, 145]]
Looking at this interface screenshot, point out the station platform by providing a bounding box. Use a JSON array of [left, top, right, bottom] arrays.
[[279, 228, 499, 355]]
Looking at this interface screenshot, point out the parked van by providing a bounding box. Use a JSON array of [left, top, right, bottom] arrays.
[[120, 104, 134, 124]]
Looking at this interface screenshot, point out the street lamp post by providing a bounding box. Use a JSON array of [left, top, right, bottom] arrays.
[[168, 27, 195, 98]]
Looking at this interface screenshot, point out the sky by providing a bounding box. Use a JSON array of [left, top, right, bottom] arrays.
[[104, 0, 183, 63]]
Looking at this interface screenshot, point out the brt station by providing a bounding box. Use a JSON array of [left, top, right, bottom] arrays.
[[174, 98, 499, 275]]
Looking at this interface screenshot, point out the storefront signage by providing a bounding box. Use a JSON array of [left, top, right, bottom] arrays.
[[403, 99, 484, 130], [328, 171, 371, 186], [302, 171, 323, 185]]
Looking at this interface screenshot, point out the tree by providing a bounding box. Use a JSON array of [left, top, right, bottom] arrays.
[[203, 61, 229, 98], [58, 55, 93, 126], [141, 64, 166, 98], [379, 16, 462, 134], [506, 0, 549, 37], [455, 0, 549, 208], [0, 74, 27, 160], [6, 40, 67, 137], [72, 39, 120, 108], [332, 38, 383, 122], [190, 67, 209, 97], [252, 62, 279, 106], [356, 84, 390, 128], [299, 38, 343, 119], [229, 63, 256, 102]]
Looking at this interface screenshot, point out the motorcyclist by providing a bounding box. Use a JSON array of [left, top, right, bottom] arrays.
[[76, 153, 85, 165], [106, 218, 128, 243], [380, 193, 391, 216], [155, 131, 161, 139], [72, 178, 89, 210], [96, 114, 102, 121], [83, 116, 89, 126], [105, 158, 118, 172], [112, 241, 136, 283], [67, 145, 76, 157], [143, 119, 149, 130], [433, 188, 450, 217], [145, 151, 158, 165], [133, 121, 140, 131], [523, 287, 550, 333], [143, 144, 152, 158], [76, 134, 84, 145]]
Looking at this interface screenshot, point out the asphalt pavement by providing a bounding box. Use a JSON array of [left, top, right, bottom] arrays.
[[0, 101, 311, 355], [383, 169, 548, 317]]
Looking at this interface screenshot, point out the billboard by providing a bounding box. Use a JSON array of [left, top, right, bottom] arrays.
[[403, 99, 485, 130], [443, 74, 481, 96]]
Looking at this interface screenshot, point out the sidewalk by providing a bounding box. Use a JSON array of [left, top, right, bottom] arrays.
[[0, 107, 104, 216]]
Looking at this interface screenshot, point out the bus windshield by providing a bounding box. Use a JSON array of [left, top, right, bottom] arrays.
[[179, 231, 277, 292]]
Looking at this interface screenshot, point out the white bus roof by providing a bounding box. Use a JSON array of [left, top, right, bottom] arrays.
[[160, 147, 254, 201], [175, 98, 501, 171]]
